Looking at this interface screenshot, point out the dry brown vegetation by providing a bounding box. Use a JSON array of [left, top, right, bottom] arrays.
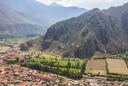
[[0, 47, 10, 50], [107, 59, 128, 75], [92, 51, 107, 58], [86, 60, 106, 70]]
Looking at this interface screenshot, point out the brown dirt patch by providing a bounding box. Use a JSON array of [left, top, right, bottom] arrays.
[[86, 60, 106, 70], [107, 59, 128, 75]]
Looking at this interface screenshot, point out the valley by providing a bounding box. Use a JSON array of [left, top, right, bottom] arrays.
[[0, 38, 128, 85], [0, 0, 128, 85]]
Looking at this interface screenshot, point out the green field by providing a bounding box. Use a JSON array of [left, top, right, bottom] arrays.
[[44, 54, 60, 59], [30, 55, 84, 67], [56, 60, 84, 66], [23, 54, 86, 79], [85, 70, 106, 75], [5, 37, 31, 43]]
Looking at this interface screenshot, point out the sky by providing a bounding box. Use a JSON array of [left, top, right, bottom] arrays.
[[36, 0, 128, 10]]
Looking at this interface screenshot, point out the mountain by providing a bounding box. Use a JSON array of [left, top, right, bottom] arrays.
[[0, 0, 87, 26], [0, 2, 47, 38], [23, 2, 128, 59], [50, 2, 61, 7]]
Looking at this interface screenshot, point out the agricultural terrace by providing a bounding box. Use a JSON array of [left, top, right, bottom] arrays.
[[107, 59, 128, 75], [86, 60, 106, 70], [85, 60, 106, 75]]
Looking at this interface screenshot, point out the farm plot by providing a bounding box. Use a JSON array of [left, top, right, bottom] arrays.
[[107, 59, 128, 75], [85, 60, 106, 75], [86, 60, 106, 70]]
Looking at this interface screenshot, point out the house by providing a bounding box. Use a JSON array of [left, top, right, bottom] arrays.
[[87, 79, 98, 86], [22, 67, 29, 71]]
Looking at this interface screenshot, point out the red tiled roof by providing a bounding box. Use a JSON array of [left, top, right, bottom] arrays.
[[22, 67, 29, 70], [0, 67, 5, 71], [0, 78, 2, 82], [87, 79, 94, 82], [1, 71, 6, 74], [21, 83, 26, 86], [13, 64, 20, 67], [14, 72, 20, 75]]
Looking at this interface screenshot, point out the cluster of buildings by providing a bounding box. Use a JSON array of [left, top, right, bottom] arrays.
[[0, 64, 52, 86], [0, 47, 24, 66], [0, 64, 89, 86]]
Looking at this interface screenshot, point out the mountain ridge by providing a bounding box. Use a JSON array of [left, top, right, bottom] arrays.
[[1, 0, 87, 26], [49, 2, 62, 7], [23, 2, 128, 58]]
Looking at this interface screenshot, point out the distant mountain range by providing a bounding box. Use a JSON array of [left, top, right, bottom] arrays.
[[0, 0, 87, 38], [1, 0, 87, 26], [0, 1, 47, 38], [23, 2, 128, 58]]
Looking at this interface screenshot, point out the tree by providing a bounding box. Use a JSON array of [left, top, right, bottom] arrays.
[[16, 57, 19, 63], [66, 61, 71, 74], [81, 61, 86, 74], [118, 73, 123, 81], [57, 62, 60, 78], [126, 54, 128, 58], [76, 62, 80, 69]]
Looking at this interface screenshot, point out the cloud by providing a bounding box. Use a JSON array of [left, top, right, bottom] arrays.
[[36, 0, 128, 10]]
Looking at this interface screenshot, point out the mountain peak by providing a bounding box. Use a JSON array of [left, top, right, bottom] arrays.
[[50, 2, 61, 7], [91, 8, 100, 12]]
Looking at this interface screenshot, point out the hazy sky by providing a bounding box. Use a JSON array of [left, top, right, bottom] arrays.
[[36, 0, 128, 10]]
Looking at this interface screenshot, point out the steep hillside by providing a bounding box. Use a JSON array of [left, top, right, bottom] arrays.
[[25, 3, 128, 58], [0, 2, 47, 38], [1, 0, 87, 25]]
